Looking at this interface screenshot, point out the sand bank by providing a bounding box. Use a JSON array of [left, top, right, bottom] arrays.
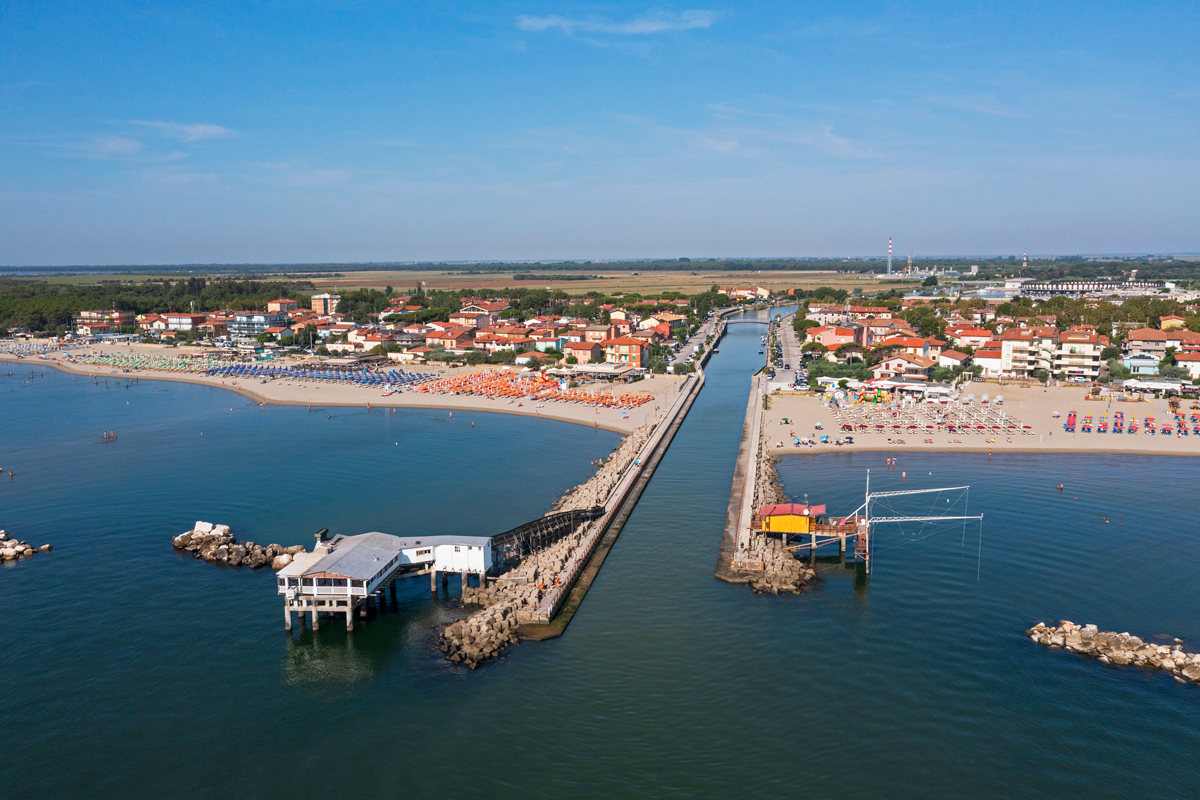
[[764, 383, 1200, 457]]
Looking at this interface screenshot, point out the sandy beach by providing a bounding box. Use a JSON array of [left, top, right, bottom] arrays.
[[764, 383, 1200, 457], [1, 342, 683, 435]]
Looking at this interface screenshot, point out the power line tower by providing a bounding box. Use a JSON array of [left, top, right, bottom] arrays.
[[887, 237, 892, 276]]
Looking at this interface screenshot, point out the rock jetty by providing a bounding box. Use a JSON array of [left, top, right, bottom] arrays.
[[171, 521, 305, 570], [553, 421, 656, 512], [440, 527, 589, 668], [748, 537, 816, 594], [0, 530, 52, 561], [441, 406, 669, 669], [1028, 621, 1200, 685]]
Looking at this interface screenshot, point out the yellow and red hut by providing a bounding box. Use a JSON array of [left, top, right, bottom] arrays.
[[755, 503, 826, 534]]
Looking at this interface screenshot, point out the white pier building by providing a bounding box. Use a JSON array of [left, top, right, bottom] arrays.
[[278, 531, 493, 631]]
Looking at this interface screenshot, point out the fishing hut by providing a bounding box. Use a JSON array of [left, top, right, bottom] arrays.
[[755, 472, 983, 574]]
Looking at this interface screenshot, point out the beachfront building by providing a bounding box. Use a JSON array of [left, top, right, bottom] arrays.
[[231, 311, 288, 339], [75, 309, 137, 333], [564, 342, 603, 363], [871, 353, 935, 381], [310, 293, 341, 315], [1123, 353, 1160, 375], [1053, 329, 1105, 381], [974, 347, 1004, 377], [165, 313, 208, 332], [999, 327, 1058, 378], [601, 337, 648, 368], [1175, 352, 1200, 379], [1123, 328, 1169, 360], [267, 298, 299, 313]]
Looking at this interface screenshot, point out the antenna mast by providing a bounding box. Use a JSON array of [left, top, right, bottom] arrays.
[[887, 238, 892, 276]]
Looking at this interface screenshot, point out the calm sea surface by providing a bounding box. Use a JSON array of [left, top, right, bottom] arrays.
[[3, 312, 1199, 798]]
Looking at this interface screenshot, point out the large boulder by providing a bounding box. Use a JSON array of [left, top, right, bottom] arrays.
[[194, 521, 214, 533], [271, 553, 293, 570]]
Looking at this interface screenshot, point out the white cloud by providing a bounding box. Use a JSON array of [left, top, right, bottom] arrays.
[[128, 120, 237, 142], [92, 137, 143, 154], [516, 10, 716, 35]]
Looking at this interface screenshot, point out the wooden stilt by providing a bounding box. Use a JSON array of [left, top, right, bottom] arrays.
[[346, 608, 354, 632], [431, 569, 438, 593], [284, 606, 292, 631]]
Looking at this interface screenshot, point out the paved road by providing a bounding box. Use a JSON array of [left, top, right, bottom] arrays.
[[774, 313, 803, 387]]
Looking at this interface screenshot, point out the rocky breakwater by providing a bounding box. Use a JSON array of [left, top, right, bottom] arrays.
[[440, 526, 590, 668], [752, 429, 785, 509], [553, 420, 657, 512], [747, 536, 815, 595], [1028, 621, 1200, 685], [0, 530, 52, 561], [171, 521, 305, 570]]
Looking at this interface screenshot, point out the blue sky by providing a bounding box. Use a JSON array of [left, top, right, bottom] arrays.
[[2, 1, 1198, 265]]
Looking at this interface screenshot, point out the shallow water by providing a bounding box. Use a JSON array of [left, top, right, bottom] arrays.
[[3, 315, 1198, 798]]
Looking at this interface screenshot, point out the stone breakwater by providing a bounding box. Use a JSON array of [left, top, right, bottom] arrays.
[[440, 526, 591, 668], [1028, 621, 1200, 685], [748, 537, 815, 595], [441, 413, 667, 668], [0, 530, 52, 561], [553, 421, 657, 512], [171, 522, 305, 570]]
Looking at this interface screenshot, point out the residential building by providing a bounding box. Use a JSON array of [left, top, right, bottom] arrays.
[[946, 327, 995, 349], [1174, 352, 1200, 379], [601, 337, 648, 368], [1053, 329, 1106, 381], [310, 293, 341, 315], [974, 347, 1004, 377], [564, 342, 603, 363], [938, 350, 972, 369], [459, 300, 511, 315], [267, 298, 299, 313], [1122, 328, 1168, 360], [805, 325, 858, 349], [1123, 353, 1160, 375], [872, 336, 933, 358], [165, 313, 208, 331], [231, 311, 288, 338], [425, 328, 475, 352], [584, 324, 617, 344], [75, 309, 137, 332], [998, 327, 1058, 378], [1160, 315, 1186, 331], [871, 353, 936, 381], [449, 311, 494, 329]]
